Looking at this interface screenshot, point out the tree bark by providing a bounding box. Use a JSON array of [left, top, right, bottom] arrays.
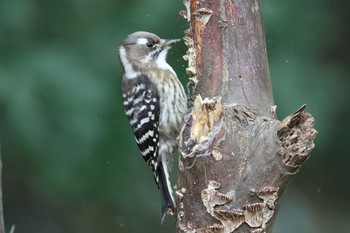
[[175, 0, 317, 233]]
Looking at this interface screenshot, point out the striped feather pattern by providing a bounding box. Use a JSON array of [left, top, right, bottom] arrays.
[[122, 74, 160, 173]]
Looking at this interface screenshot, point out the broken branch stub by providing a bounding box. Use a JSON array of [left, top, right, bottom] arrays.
[[277, 105, 318, 170], [179, 95, 226, 159]]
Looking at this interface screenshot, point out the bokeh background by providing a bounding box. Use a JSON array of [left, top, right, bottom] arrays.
[[1, 0, 349, 232]]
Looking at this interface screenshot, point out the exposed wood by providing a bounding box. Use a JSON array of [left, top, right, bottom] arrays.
[[176, 0, 317, 232]]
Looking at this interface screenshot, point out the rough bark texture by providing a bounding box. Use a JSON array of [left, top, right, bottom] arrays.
[[175, 0, 317, 233]]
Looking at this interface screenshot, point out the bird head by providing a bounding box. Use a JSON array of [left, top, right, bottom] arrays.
[[119, 31, 180, 78]]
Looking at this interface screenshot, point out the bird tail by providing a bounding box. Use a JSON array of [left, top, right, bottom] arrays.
[[157, 160, 175, 224]]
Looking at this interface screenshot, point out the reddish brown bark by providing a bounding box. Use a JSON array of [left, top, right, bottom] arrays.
[[176, 0, 317, 232]]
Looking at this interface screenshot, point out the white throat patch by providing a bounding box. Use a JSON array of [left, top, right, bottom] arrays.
[[156, 48, 176, 76]]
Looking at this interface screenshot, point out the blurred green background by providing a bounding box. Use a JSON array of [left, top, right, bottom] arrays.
[[0, 0, 349, 232]]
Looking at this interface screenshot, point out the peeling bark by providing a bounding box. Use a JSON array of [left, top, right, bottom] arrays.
[[176, 0, 317, 233]]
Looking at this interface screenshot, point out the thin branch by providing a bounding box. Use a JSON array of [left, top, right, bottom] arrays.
[[0, 144, 4, 233]]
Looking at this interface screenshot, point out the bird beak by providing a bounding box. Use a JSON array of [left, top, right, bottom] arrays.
[[162, 39, 181, 48]]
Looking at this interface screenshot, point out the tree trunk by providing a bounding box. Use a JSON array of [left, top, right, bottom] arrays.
[[175, 0, 317, 233]]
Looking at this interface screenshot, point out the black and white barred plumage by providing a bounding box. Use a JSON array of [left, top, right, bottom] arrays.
[[122, 75, 160, 165], [119, 31, 187, 222]]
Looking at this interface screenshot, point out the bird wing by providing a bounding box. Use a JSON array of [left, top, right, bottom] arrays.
[[122, 74, 160, 168]]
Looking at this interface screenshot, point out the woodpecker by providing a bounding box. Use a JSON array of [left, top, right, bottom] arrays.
[[118, 31, 187, 222]]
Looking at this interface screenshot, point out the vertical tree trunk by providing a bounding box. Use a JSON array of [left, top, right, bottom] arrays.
[[175, 0, 317, 232]]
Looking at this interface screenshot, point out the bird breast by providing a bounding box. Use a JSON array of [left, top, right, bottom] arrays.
[[148, 69, 187, 139]]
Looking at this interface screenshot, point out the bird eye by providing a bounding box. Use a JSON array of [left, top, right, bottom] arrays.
[[146, 42, 154, 48]]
